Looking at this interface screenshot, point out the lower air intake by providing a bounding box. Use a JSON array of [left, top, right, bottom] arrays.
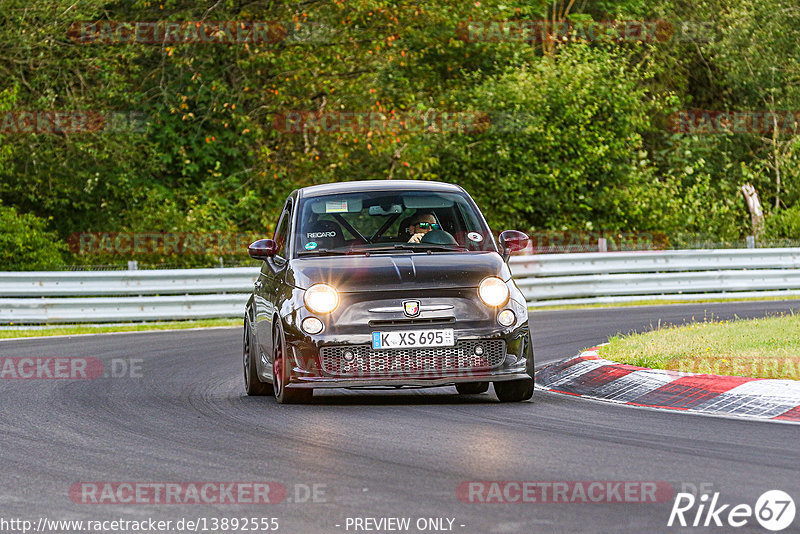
[[319, 340, 505, 378]]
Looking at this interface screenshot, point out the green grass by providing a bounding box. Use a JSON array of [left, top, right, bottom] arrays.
[[0, 318, 240, 339], [529, 294, 800, 311], [599, 312, 800, 379]]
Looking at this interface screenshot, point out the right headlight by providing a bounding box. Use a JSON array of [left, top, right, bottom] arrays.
[[478, 277, 510, 307], [304, 284, 339, 314]]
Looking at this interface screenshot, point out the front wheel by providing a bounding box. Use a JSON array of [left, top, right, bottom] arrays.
[[494, 345, 534, 402], [272, 326, 313, 404], [493, 378, 533, 402], [243, 319, 273, 396]]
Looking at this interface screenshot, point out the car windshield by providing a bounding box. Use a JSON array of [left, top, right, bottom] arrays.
[[294, 189, 497, 256]]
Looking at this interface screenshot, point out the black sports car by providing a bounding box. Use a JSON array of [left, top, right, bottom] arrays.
[[243, 180, 534, 403]]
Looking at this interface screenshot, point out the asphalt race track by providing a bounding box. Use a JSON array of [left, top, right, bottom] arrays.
[[2, 301, 799, 533]]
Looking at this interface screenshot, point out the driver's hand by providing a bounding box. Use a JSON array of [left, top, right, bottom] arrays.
[[408, 233, 424, 243]]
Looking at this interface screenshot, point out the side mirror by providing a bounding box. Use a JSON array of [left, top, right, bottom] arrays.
[[248, 239, 278, 260], [499, 230, 529, 261]]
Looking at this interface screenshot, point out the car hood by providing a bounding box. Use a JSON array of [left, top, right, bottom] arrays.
[[288, 252, 511, 292]]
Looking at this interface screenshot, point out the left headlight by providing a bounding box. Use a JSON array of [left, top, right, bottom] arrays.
[[478, 277, 510, 307], [304, 283, 339, 314]]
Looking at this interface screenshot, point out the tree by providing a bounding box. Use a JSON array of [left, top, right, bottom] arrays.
[[434, 45, 665, 232], [0, 203, 66, 270]]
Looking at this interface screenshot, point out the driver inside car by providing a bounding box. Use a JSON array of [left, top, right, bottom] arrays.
[[407, 212, 440, 243]]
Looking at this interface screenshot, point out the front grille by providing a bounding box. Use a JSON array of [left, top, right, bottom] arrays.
[[368, 317, 455, 327], [319, 340, 505, 378]]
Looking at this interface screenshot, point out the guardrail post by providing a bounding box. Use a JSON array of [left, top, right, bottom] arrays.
[[746, 235, 755, 249], [597, 238, 607, 252], [127, 260, 138, 270]]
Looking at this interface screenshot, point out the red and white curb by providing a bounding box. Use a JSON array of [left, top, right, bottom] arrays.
[[534, 347, 800, 423]]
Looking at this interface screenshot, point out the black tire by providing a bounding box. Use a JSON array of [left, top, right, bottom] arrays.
[[494, 334, 534, 402], [272, 325, 313, 404], [455, 382, 490, 395], [493, 378, 534, 402], [243, 319, 273, 396]]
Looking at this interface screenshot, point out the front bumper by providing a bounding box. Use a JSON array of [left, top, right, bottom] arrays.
[[283, 324, 532, 390], [278, 287, 533, 390], [286, 371, 531, 389]]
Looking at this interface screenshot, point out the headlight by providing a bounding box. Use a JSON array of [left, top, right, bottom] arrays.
[[301, 316, 324, 335], [478, 277, 510, 307], [304, 284, 339, 314]]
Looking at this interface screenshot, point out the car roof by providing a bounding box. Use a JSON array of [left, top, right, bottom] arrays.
[[297, 180, 465, 198]]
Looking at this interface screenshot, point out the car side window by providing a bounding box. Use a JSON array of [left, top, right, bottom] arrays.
[[273, 200, 293, 261]]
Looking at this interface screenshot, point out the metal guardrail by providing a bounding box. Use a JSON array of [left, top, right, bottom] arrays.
[[0, 268, 257, 297], [0, 267, 257, 323], [513, 248, 800, 307], [1, 248, 800, 322], [2, 295, 249, 323]]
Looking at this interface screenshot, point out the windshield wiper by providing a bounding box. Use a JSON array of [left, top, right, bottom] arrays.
[[349, 244, 466, 254], [296, 248, 352, 256], [392, 243, 466, 252]]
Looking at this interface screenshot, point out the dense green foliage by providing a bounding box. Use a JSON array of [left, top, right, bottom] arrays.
[[1, 0, 799, 268], [439, 46, 663, 232], [0, 203, 66, 269]]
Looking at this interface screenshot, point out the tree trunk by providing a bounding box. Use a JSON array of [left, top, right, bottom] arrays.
[[741, 183, 764, 241]]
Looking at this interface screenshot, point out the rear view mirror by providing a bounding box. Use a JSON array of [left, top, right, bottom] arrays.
[[248, 239, 278, 260], [368, 204, 402, 216], [499, 230, 529, 261]]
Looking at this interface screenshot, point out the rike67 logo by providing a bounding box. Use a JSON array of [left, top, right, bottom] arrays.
[[669, 490, 796, 531]]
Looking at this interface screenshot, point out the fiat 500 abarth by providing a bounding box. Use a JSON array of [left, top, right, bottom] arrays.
[[242, 180, 534, 403]]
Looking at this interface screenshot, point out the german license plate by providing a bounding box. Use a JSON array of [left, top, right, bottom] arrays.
[[372, 329, 455, 350]]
